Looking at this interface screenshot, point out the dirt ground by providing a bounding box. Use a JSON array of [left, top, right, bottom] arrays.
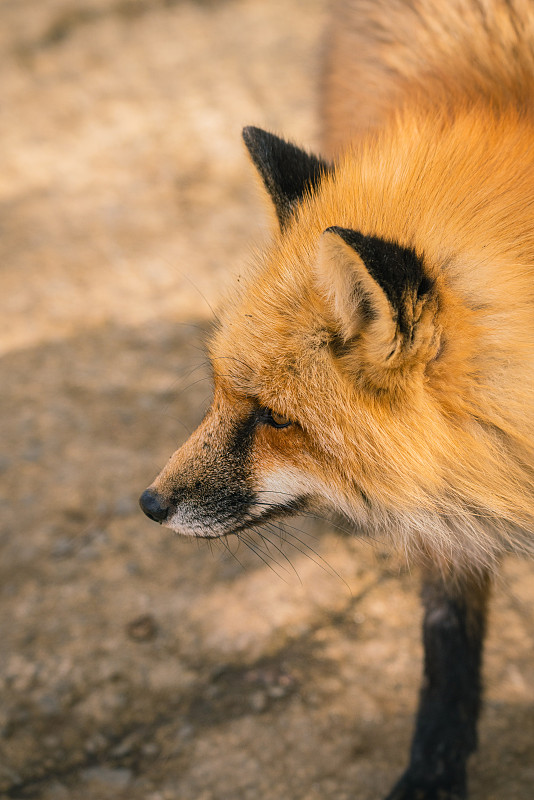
[[0, 1, 533, 798]]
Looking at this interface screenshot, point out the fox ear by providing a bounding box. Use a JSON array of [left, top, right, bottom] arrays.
[[316, 227, 438, 376], [242, 126, 331, 229]]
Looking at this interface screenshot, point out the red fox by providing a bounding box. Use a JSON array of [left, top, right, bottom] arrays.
[[140, 1, 534, 797]]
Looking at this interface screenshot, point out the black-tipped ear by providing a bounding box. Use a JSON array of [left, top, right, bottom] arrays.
[[316, 227, 438, 376], [325, 227, 432, 336], [242, 126, 331, 229]]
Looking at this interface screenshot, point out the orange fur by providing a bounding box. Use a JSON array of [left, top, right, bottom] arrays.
[[322, 0, 534, 154], [148, 0, 534, 578]]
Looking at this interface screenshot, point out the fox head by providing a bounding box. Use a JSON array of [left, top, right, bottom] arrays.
[[140, 122, 534, 568]]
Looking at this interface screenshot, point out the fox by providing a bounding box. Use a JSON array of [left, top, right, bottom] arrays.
[[140, 1, 534, 798]]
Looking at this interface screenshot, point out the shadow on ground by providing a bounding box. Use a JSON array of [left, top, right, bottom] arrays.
[[0, 1, 533, 798], [1, 320, 533, 800]]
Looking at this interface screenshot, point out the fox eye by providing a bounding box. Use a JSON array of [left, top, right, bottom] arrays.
[[260, 407, 292, 429]]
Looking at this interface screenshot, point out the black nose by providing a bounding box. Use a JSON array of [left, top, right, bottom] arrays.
[[139, 489, 170, 523]]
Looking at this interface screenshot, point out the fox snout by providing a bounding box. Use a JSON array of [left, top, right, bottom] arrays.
[[138, 411, 255, 538], [138, 395, 262, 538], [139, 390, 312, 538]]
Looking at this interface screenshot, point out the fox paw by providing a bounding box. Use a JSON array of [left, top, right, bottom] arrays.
[[383, 772, 467, 800]]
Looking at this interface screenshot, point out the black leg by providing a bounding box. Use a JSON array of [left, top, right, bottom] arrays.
[[384, 566, 490, 800]]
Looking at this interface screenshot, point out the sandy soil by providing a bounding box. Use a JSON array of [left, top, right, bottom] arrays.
[[0, 1, 533, 798]]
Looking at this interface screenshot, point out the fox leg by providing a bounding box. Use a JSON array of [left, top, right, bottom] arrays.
[[383, 566, 490, 800]]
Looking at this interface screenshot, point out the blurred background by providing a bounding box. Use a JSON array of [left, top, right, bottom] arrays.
[[0, 1, 532, 798]]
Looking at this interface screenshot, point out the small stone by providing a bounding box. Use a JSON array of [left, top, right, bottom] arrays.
[[51, 537, 76, 559], [126, 614, 158, 642], [43, 734, 60, 749], [84, 733, 108, 754], [81, 766, 132, 788], [79, 545, 99, 561], [111, 733, 138, 758], [141, 742, 160, 758], [250, 690, 267, 713], [177, 723, 193, 741], [46, 781, 70, 799], [267, 685, 286, 699]]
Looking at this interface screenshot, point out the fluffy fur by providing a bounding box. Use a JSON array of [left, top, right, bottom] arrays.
[[143, 1, 534, 578], [140, 3, 534, 796], [210, 103, 534, 574]]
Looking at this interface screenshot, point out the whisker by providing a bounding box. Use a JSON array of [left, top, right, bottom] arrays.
[[252, 504, 321, 542], [265, 521, 353, 595], [161, 413, 192, 435], [220, 534, 247, 571], [158, 259, 220, 324], [170, 374, 212, 402], [239, 530, 291, 574], [164, 359, 211, 393], [172, 321, 212, 336], [159, 362, 212, 421], [255, 528, 303, 584], [255, 494, 381, 545], [255, 492, 363, 539], [237, 532, 290, 583], [209, 355, 254, 372], [296, 510, 376, 543]]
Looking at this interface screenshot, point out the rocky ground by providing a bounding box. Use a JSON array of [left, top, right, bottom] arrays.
[[0, 1, 533, 798]]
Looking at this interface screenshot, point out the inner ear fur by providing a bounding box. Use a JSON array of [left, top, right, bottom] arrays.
[[316, 227, 440, 375]]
